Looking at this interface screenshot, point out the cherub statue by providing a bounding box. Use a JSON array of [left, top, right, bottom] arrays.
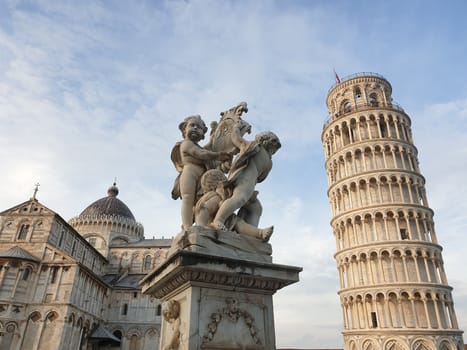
[[162, 300, 181, 350], [212, 131, 281, 231], [195, 169, 273, 241], [171, 115, 231, 230]]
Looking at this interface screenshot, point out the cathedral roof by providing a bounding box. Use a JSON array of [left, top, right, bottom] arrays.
[[0, 246, 40, 262], [102, 274, 145, 289], [110, 238, 173, 248], [78, 183, 135, 221], [88, 325, 121, 342]]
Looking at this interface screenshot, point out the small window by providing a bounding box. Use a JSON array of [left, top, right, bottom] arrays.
[[113, 330, 122, 340], [133, 292, 138, 298], [144, 255, 152, 271], [343, 101, 352, 113], [22, 267, 31, 281], [156, 304, 162, 316], [380, 123, 387, 137], [17, 224, 30, 240], [400, 229, 408, 240], [355, 87, 362, 99], [58, 231, 64, 247], [122, 303, 128, 315], [88, 237, 97, 247], [47, 312, 59, 322], [30, 312, 41, 322], [371, 312, 378, 328], [50, 267, 58, 283]]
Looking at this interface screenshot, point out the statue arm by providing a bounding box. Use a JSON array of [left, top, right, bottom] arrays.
[[181, 141, 230, 161], [230, 120, 251, 151], [256, 151, 274, 183]]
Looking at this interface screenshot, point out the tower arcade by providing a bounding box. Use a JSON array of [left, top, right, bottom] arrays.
[[322, 73, 464, 350]]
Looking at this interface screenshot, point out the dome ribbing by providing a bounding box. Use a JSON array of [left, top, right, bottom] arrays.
[[78, 183, 135, 221]]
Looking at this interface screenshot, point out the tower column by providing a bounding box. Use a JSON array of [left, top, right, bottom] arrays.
[[433, 296, 442, 328]]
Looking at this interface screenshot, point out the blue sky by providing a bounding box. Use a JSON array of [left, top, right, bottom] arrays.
[[1, 1, 467, 348]]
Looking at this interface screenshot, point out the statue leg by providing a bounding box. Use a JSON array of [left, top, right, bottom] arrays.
[[181, 194, 195, 230], [195, 195, 221, 227], [235, 219, 273, 242], [212, 185, 254, 230], [237, 191, 262, 227], [180, 166, 204, 230]]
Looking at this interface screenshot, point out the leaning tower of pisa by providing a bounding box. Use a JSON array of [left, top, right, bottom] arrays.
[[322, 73, 464, 350]]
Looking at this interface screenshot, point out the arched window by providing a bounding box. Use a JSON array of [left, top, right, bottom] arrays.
[[22, 267, 31, 281], [17, 224, 30, 240], [88, 237, 97, 247], [355, 87, 362, 99], [113, 330, 122, 340], [144, 255, 152, 271], [29, 312, 41, 322], [369, 93, 379, 107], [46, 311, 59, 322], [344, 101, 352, 113], [129, 334, 138, 350], [156, 304, 162, 316]]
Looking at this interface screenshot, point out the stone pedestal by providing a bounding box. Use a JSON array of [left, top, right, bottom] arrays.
[[141, 227, 301, 350]]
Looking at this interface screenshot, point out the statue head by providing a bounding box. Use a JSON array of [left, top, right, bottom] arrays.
[[179, 115, 208, 141], [200, 169, 227, 193], [255, 131, 281, 155], [162, 300, 180, 322]]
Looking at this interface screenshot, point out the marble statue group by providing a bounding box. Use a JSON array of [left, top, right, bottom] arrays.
[[171, 102, 280, 242]]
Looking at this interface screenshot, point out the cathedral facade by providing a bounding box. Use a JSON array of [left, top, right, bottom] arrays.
[[0, 183, 171, 350]]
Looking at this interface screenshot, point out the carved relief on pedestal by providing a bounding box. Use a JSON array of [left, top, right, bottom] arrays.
[[202, 298, 262, 348]]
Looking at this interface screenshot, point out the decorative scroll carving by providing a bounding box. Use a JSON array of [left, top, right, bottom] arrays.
[[202, 298, 261, 345], [149, 266, 288, 299]]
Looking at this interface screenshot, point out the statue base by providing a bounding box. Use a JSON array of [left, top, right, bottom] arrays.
[[141, 228, 301, 350]]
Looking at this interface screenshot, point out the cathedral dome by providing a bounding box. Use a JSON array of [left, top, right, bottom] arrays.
[[78, 183, 135, 221], [69, 183, 144, 253]]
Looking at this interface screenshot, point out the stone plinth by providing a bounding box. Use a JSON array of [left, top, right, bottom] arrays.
[[141, 227, 301, 350]]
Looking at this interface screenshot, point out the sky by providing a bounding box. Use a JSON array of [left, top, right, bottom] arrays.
[[1, 0, 467, 348]]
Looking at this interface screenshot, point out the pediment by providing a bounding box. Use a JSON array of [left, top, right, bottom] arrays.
[[0, 246, 40, 262], [0, 199, 55, 217]]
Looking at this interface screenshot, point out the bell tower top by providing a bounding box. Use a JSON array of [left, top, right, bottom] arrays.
[[325, 72, 394, 122]]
